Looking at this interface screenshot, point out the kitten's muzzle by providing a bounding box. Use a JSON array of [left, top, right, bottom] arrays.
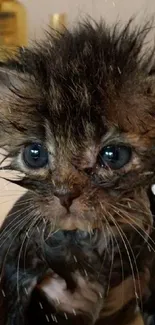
[[53, 189, 81, 210]]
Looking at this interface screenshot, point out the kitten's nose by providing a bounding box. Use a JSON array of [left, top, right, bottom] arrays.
[[54, 190, 80, 210]]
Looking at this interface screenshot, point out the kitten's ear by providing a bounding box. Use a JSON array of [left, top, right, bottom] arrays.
[[0, 66, 27, 92], [0, 66, 14, 90]]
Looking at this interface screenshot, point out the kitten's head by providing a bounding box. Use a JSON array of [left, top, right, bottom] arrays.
[[0, 19, 155, 261]]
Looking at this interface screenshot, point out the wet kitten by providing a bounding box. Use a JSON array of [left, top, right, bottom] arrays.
[[0, 19, 155, 325]]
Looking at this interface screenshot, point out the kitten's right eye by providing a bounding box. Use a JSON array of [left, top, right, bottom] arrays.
[[97, 145, 131, 170], [23, 143, 48, 169]]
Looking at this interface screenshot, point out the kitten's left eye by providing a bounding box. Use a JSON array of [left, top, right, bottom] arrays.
[[97, 145, 131, 170], [23, 143, 48, 169]]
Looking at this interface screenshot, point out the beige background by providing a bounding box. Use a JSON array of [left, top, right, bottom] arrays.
[[0, 0, 155, 225], [20, 0, 155, 41]]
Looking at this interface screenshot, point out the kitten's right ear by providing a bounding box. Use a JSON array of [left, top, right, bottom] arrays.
[[0, 67, 13, 89], [0, 65, 26, 92]]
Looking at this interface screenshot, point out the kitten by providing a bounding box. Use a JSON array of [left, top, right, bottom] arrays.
[[0, 19, 155, 325]]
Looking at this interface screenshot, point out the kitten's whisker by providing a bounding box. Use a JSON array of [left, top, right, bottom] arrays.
[[110, 206, 145, 309], [9, 198, 32, 206], [114, 207, 155, 253], [109, 203, 154, 310], [118, 224, 143, 310], [99, 220, 109, 266], [0, 202, 33, 243], [99, 204, 115, 282], [23, 215, 43, 272], [121, 213, 155, 253], [16, 214, 40, 301], [107, 212, 140, 308], [0, 210, 33, 280], [107, 223, 124, 299], [106, 200, 155, 249], [99, 224, 111, 278], [0, 198, 32, 209], [0, 206, 33, 250], [105, 224, 115, 295], [0, 193, 26, 198], [109, 206, 144, 310], [104, 212, 125, 304], [0, 206, 33, 251], [117, 201, 154, 220], [99, 203, 125, 303]]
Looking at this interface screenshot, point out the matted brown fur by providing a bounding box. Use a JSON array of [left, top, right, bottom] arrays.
[[0, 18, 155, 325]]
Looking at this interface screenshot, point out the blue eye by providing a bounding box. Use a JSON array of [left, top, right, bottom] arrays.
[[23, 143, 48, 169], [98, 145, 131, 170]]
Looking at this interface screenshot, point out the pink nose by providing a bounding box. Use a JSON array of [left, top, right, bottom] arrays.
[[53, 190, 80, 210]]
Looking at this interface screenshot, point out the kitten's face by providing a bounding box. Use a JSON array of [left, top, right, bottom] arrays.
[[0, 21, 155, 252]]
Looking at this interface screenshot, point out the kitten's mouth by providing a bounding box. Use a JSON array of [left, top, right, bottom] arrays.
[[56, 212, 99, 231]]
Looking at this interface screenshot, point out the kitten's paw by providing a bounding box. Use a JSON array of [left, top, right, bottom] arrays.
[[37, 270, 104, 322]]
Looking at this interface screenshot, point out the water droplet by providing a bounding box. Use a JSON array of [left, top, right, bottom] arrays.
[[51, 314, 55, 321], [64, 313, 68, 320], [117, 66, 121, 74], [46, 314, 50, 322], [99, 292, 103, 298], [54, 316, 58, 323], [21, 46, 25, 52], [127, 202, 131, 209], [1, 289, 5, 297], [56, 298, 60, 304], [39, 301, 43, 309], [84, 269, 88, 277], [72, 309, 76, 316], [73, 255, 77, 263], [52, 180, 56, 187], [26, 232, 29, 238]]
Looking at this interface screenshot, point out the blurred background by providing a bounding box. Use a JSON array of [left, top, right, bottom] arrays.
[[19, 0, 155, 41], [0, 0, 155, 224]]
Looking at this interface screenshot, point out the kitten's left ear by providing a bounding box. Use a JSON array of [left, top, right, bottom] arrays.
[[0, 65, 27, 93], [0, 67, 16, 90]]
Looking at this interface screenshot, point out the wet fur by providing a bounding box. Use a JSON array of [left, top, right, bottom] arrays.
[[0, 19, 155, 324]]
